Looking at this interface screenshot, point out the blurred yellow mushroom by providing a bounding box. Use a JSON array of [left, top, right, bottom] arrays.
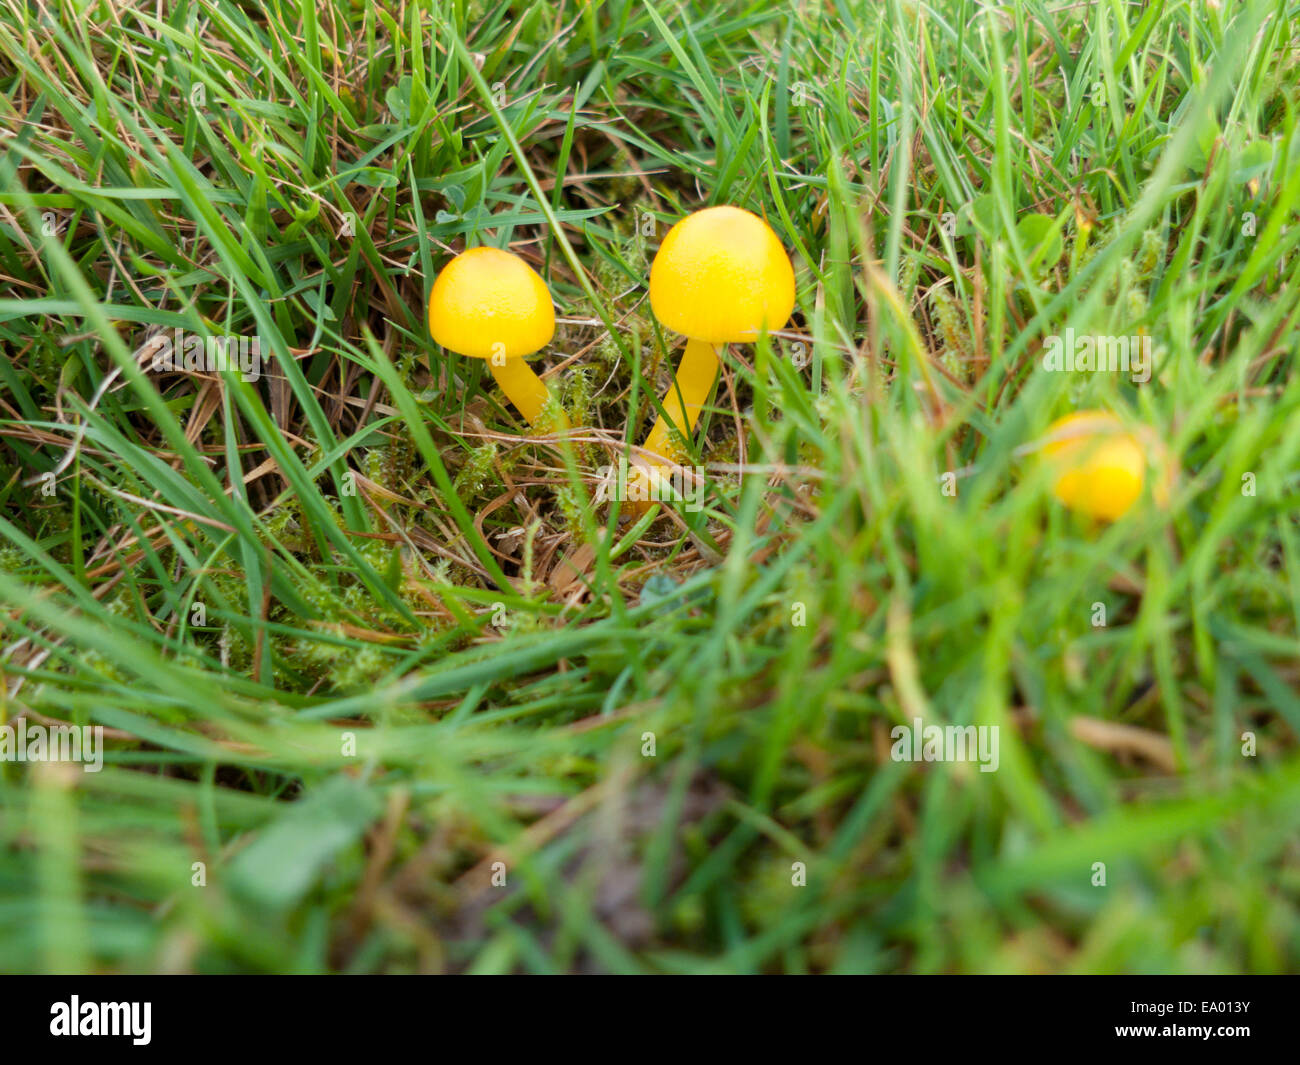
[[1041, 410, 1168, 522]]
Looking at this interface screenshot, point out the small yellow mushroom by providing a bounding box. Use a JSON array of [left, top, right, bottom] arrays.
[[630, 205, 796, 515], [1041, 411, 1148, 522], [427, 246, 560, 428]]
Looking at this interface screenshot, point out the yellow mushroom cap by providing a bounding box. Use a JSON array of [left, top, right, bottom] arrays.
[[649, 206, 796, 344], [427, 246, 555, 360], [1042, 411, 1146, 522]]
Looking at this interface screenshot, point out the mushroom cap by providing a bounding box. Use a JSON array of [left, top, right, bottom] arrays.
[[1042, 411, 1146, 522], [428, 246, 555, 360], [649, 206, 796, 344]]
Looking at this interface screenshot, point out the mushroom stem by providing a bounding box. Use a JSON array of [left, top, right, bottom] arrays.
[[488, 357, 560, 427], [642, 338, 720, 462], [627, 337, 719, 516]]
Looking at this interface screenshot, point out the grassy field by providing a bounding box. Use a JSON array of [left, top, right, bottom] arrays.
[[1, 0, 1298, 975]]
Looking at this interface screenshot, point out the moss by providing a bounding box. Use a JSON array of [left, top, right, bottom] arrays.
[[554, 481, 587, 542], [453, 442, 499, 501], [929, 285, 971, 380]]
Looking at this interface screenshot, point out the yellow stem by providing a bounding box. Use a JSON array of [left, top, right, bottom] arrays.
[[628, 338, 719, 517], [488, 357, 565, 429], [643, 338, 720, 460]]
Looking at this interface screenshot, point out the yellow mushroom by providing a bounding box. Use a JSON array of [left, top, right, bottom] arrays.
[[427, 246, 561, 428], [629, 205, 796, 515], [1041, 411, 1150, 522]]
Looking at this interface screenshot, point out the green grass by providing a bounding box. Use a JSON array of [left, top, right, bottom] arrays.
[[1, 0, 1298, 974]]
